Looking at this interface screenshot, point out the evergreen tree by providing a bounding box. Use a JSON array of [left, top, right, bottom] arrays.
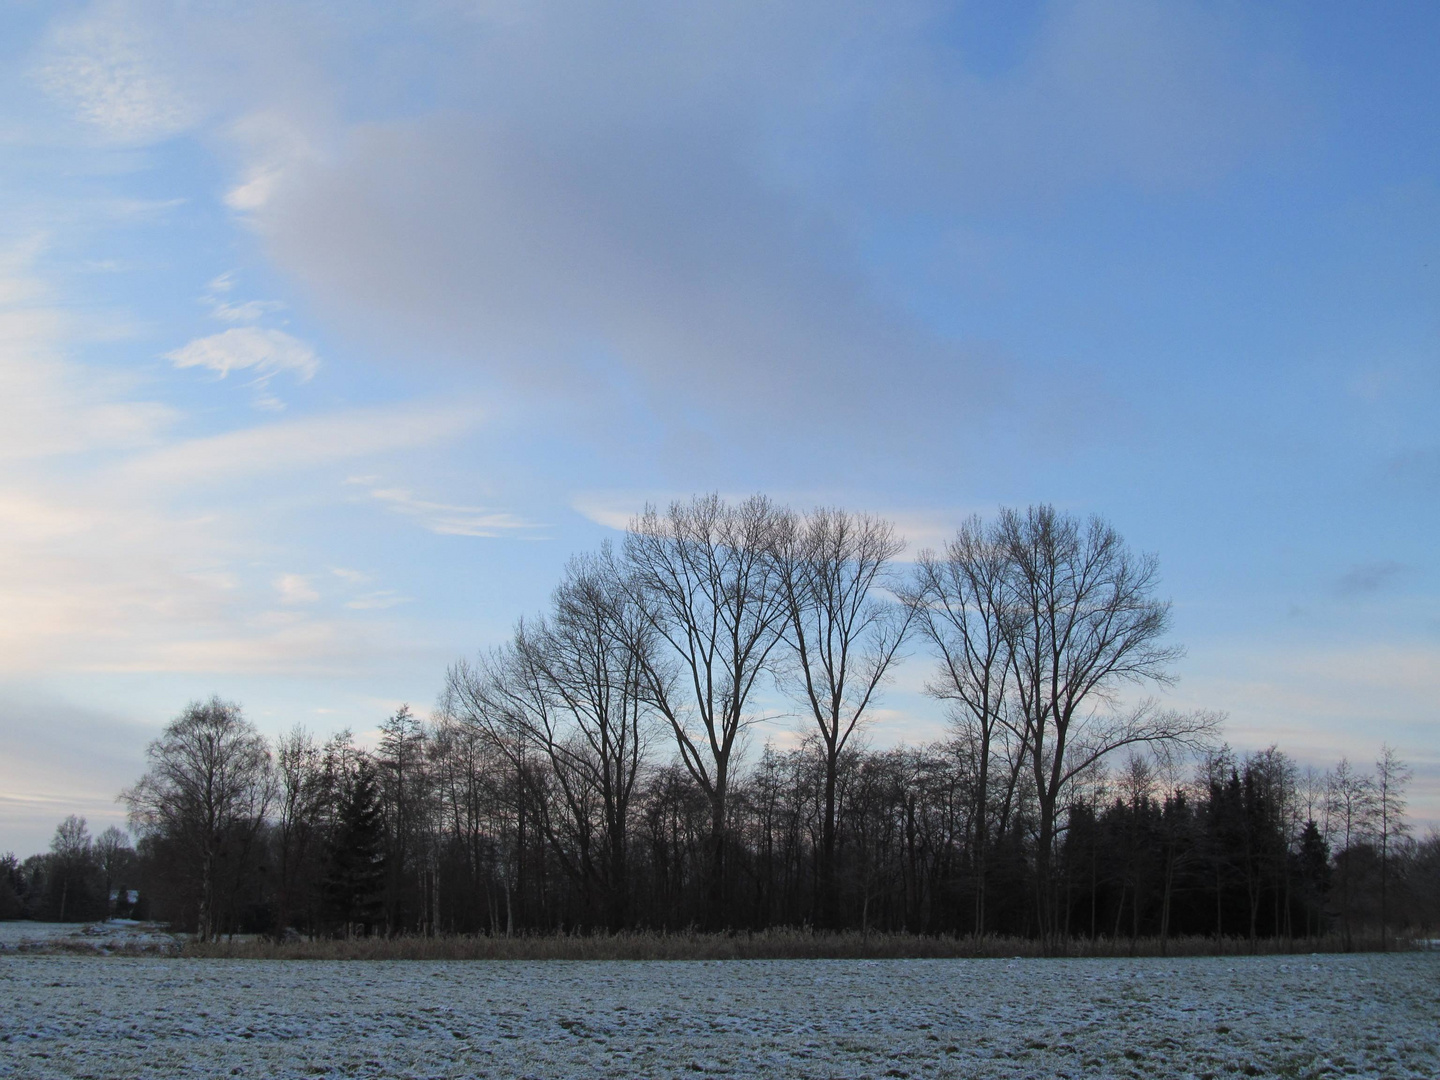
[[1296, 819, 1331, 938], [0, 854, 25, 920], [323, 760, 388, 936]]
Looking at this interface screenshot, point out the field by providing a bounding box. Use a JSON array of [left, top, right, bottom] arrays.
[[0, 921, 180, 955], [1, 951, 1436, 1079]]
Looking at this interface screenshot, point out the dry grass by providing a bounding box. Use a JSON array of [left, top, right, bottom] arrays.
[[181, 928, 1419, 961]]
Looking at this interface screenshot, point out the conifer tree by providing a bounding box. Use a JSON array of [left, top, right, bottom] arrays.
[[323, 760, 388, 937]]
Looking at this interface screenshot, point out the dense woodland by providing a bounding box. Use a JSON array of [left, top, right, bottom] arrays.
[[2, 499, 1434, 946]]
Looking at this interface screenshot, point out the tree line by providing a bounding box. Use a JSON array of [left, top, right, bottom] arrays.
[[2, 498, 1433, 945]]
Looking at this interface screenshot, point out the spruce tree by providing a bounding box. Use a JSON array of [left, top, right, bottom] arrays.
[[1296, 819, 1331, 938], [323, 760, 387, 937]]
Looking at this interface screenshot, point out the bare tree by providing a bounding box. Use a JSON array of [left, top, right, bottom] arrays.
[[446, 553, 658, 929], [622, 494, 790, 923], [273, 726, 325, 938], [1326, 757, 1376, 951], [1375, 745, 1411, 950], [121, 697, 273, 941], [429, 713, 512, 934], [378, 705, 434, 933], [907, 515, 1016, 938], [996, 505, 1215, 943], [541, 553, 657, 928], [448, 625, 595, 922], [774, 507, 909, 927], [49, 816, 93, 922], [93, 825, 133, 916]]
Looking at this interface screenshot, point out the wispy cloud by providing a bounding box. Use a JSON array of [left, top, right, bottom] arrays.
[[0, 242, 174, 461], [365, 486, 540, 538], [200, 272, 285, 323], [210, 299, 286, 323], [275, 573, 319, 605], [346, 591, 409, 610], [571, 493, 644, 532], [0, 237, 478, 684], [86, 617, 424, 677], [166, 326, 317, 408], [571, 491, 978, 559], [224, 111, 318, 213], [36, 12, 198, 144], [118, 403, 482, 487]]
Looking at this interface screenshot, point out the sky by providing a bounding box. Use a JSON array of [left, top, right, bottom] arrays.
[[1, 0, 1436, 856]]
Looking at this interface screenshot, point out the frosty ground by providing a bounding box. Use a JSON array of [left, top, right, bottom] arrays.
[[0, 921, 180, 955], [1, 951, 1436, 1079]]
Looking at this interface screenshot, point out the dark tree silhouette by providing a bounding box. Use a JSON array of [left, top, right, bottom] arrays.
[[323, 760, 388, 937]]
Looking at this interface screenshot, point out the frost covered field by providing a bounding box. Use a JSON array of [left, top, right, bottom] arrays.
[[1, 953, 1437, 1079], [0, 922, 179, 955]]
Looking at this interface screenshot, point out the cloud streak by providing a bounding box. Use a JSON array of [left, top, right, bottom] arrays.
[[366, 486, 541, 538], [167, 326, 317, 380], [118, 403, 483, 487], [36, 8, 199, 143]]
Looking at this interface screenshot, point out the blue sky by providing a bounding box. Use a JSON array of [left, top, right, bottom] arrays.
[[1, 1, 1436, 854]]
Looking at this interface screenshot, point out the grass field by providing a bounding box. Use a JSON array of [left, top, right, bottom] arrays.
[[2, 951, 1436, 1078]]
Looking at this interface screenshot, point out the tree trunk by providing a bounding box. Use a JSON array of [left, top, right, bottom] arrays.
[[1160, 847, 1174, 956], [708, 780, 728, 929], [819, 745, 838, 930]]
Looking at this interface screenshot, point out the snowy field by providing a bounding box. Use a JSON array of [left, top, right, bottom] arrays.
[[1, 953, 1436, 1079], [0, 921, 180, 955]]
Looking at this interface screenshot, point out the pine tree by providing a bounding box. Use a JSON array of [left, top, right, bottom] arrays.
[[1296, 819, 1330, 938], [323, 760, 388, 937]]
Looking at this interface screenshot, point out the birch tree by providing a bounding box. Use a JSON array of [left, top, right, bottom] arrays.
[[1326, 757, 1376, 951], [1375, 745, 1411, 950], [122, 697, 273, 941]]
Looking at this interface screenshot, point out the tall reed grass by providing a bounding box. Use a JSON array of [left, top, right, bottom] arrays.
[[182, 928, 1418, 961]]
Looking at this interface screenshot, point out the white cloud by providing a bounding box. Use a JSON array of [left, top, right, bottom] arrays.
[[571, 491, 978, 559], [198, 272, 285, 323], [118, 403, 482, 487], [366, 487, 540, 538], [346, 591, 409, 611], [212, 300, 285, 323], [0, 465, 440, 680], [166, 326, 318, 382], [275, 573, 319, 605], [0, 242, 484, 681], [36, 9, 199, 144], [224, 110, 321, 213], [0, 241, 174, 462], [570, 493, 644, 532], [571, 490, 791, 532], [85, 617, 421, 677]]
